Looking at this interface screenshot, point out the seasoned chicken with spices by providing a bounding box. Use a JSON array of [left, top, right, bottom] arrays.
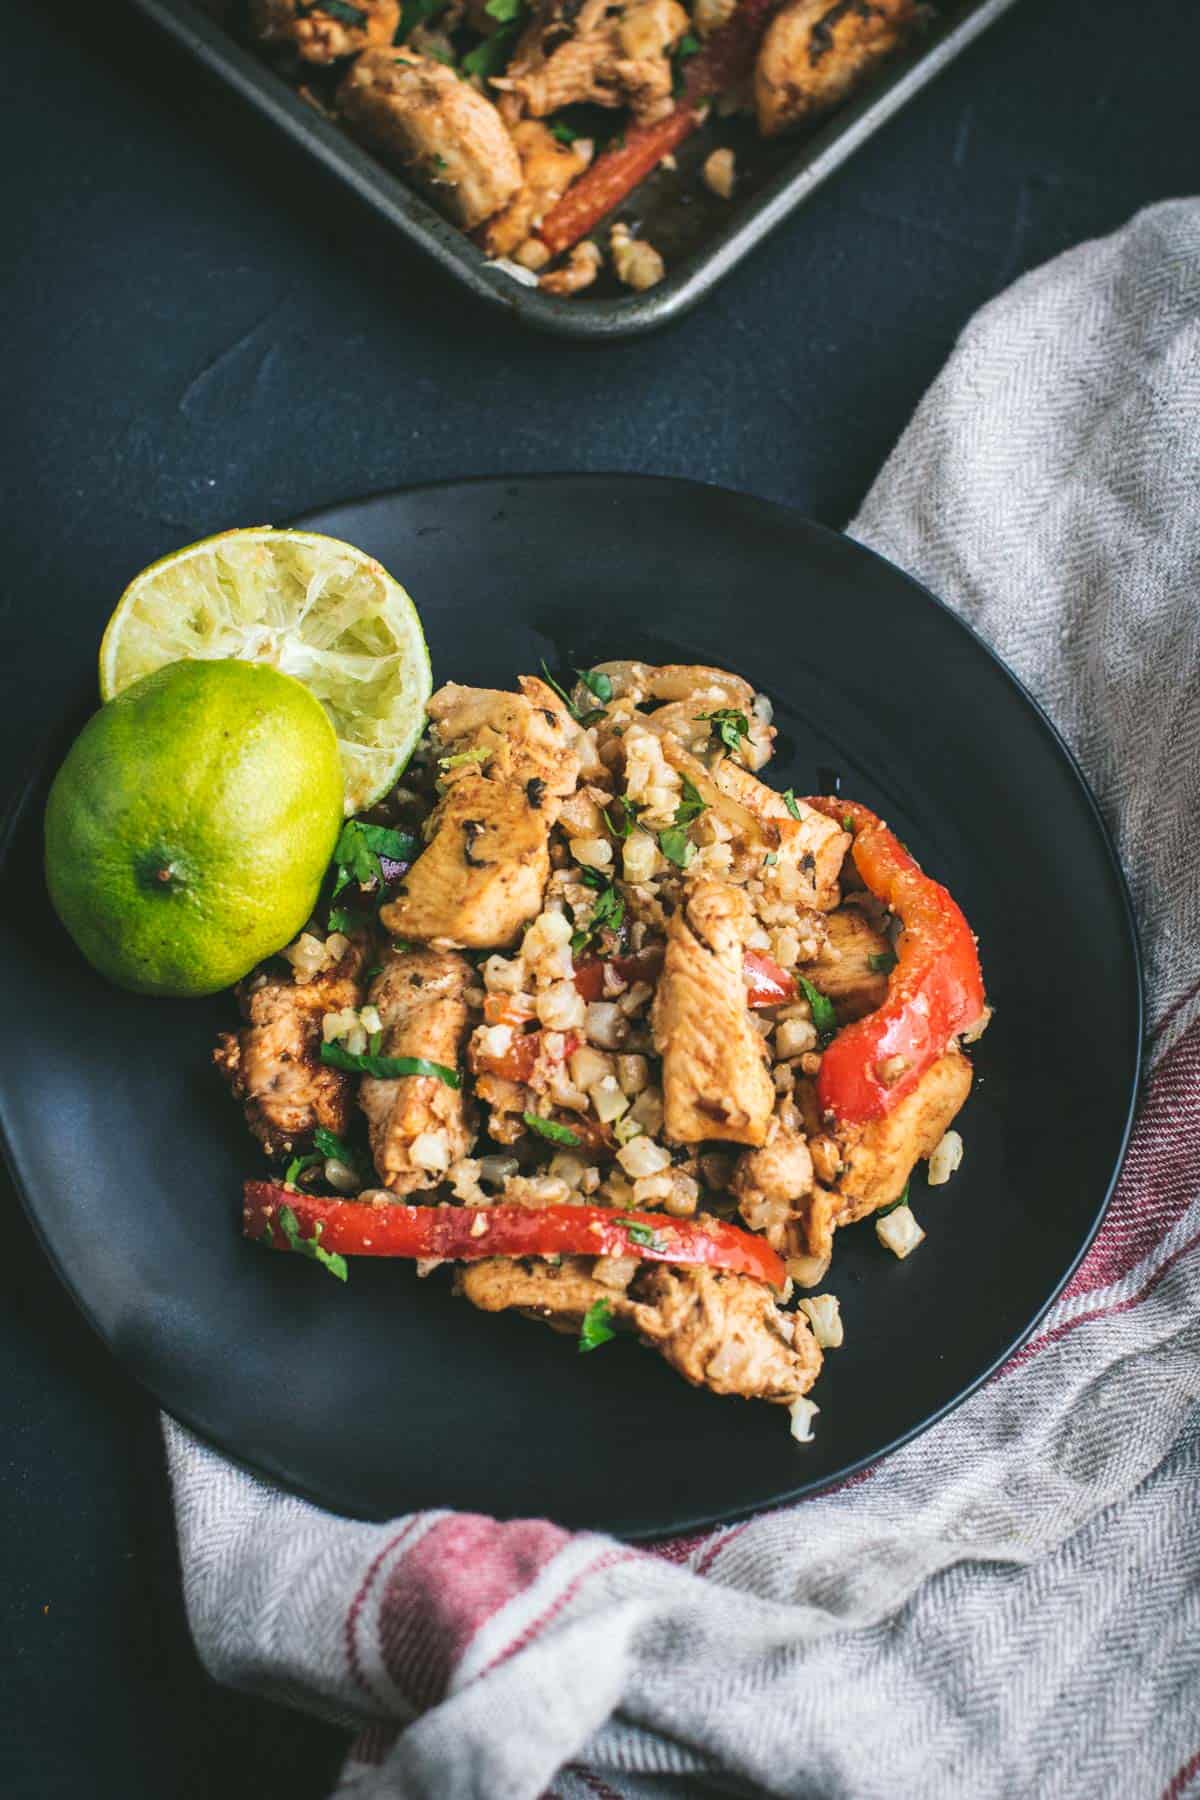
[[249, 0, 400, 65], [496, 0, 690, 127], [484, 122, 594, 259], [338, 50, 522, 228], [652, 876, 774, 1146], [457, 1256, 821, 1402], [214, 934, 367, 1157], [359, 947, 475, 1192], [755, 0, 919, 138], [381, 675, 580, 948]]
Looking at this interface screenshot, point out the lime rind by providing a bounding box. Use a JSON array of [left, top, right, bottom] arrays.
[[99, 527, 432, 814]]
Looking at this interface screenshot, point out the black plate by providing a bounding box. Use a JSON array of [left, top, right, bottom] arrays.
[[0, 476, 1141, 1538]]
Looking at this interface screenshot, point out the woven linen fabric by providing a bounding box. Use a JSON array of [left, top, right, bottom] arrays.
[[164, 198, 1200, 1800]]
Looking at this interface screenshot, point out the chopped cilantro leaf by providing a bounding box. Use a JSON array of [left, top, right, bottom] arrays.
[[797, 975, 838, 1045], [321, 1043, 461, 1086], [463, 19, 522, 78], [485, 0, 522, 17], [522, 1112, 581, 1146], [603, 798, 644, 840], [320, 0, 367, 25], [576, 668, 613, 703], [438, 745, 489, 770], [676, 31, 700, 55], [782, 788, 803, 821], [396, 0, 444, 39], [658, 825, 695, 869], [313, 1127, 362, 1177], [327, 905, 358, 934], [285, 1151, 321, 1187], [331, 819, 417, 897], [675, 775, 707, 826], [616, 1216, 662, 1250], [868, 950, 898, 975], [278, 1204, 349, 1282], [550, 120, 578, 144], [696, 708, 750, 755], [842, 815, 856, 834], [579, 1298, 615, 1353], [538, 658, 608, 727]]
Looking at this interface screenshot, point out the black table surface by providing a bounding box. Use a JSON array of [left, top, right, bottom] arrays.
[[3, 1, 1196, 1794]]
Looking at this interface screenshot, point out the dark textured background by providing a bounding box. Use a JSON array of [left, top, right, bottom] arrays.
[[1, 0, 1196, 1793]]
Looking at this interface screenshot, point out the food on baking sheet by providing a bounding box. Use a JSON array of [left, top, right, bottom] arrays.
[[230, 0, 929, 296]]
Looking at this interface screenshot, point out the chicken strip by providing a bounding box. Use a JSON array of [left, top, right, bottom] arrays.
[[427, 675, 581, 797], [213, 936, 367, 1158], [457, 1256, 821, 1402], [709, 757, 849, 909], [381, 676, 580, 949], [805, 904, 892, 1022], [633, 1265, 820, 1403], [789, 1050, 973, 1266], [496, 0, 689, 127], [358, 946, 475, 1192], [249, 0, 400, 65], [652, 877, 774, 1146], [338, 50, 522, 228], [380, 773, 552, 950], [755, 0, 919, 139], [835, 1048, 973, 1218], [483, 121, 593, 259]]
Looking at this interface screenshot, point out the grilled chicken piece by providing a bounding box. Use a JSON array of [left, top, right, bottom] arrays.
[[755, 0, 918, 138], [483, 121, 593, 259], [426, 676, 581, 798], [213, 937, 367, 1158], [806, 904, 892, 1022], [710, 759, 849, 909], [731, 1103, 815, 1257], [358, 947, 475, 1192], [836, 1049, 972, 1217], [338, 50, 522, 228], [457, 1256, 821, 1402], [380, 771, 554, 950], [790, 1050, 973, 1264], [496, 0, 689, 127], [381, 676, 580, 949], [457, 1253, 615, 1331], [633, 1265, 820, 1402], [249, 0, 400, 64], [652, 878, 774, 1146]]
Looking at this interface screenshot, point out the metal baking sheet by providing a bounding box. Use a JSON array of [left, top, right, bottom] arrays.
[[128, 0, 1022, 339]]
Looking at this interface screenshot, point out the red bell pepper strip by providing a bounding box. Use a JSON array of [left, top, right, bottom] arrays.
[[537, 0, 784, 257], [245, 1184, 787, 1287], [743, 947, 797, 1007], [806, 797, 986, 1125], [573, 946, 664, 1003], [538, 108, 700, 259]]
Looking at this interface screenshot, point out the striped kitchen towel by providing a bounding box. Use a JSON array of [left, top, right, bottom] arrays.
[[164, 197, 1200, 1800]]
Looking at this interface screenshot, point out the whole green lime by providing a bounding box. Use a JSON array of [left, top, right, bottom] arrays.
[[44, 659, 343, 996]]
